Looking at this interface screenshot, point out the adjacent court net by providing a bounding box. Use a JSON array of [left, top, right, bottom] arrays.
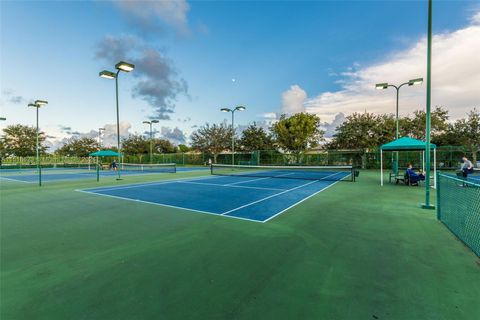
[[211, 164, 357, 181], [437, 173, 480, 257], [119, 163, 176, 173]]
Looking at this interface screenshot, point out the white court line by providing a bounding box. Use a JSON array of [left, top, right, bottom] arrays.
[[0, 176, 35, 183], [221, 172, 344, 216], [262, 179, 342, 223], [176, 180, 284, 191], [78, 174, 225, 193], [224, 172, 295, 186], [76, 189, 263, 223]]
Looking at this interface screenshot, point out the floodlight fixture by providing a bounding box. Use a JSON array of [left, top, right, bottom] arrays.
[[235, 106, 246, 111], [408, 78, 424, 86], [375, 83, 389, 90], [115, 61, 135, 72], [99, 70, 116, 79], [221, 108, 231, 112]]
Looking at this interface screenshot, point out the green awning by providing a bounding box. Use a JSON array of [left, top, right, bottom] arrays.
[[380, 137, 436, 151], [89, 150, 122, 156]]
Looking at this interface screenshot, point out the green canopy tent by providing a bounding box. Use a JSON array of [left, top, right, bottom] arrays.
[[89, 150, 123, 181], [380, 137, 437, 187], [89, 150, 122, 157]]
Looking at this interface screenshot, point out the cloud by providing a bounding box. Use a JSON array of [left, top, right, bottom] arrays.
[[47, 121, 133, 151], [281, 85, 307, 115], [321, 112, 346, 138], [96, 35, 188, 120], [306, 12, 480, 122], [160, 126, 186, 145], [114, 0, 190, 36], [1, 89, 27, 105]]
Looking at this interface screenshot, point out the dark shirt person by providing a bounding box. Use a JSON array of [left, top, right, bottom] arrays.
[[406, 164, 425, 184], [111, 160, 118, 171]]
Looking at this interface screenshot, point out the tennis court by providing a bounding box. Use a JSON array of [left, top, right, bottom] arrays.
[[78, 165, 354, 222], [0, 164, 207, 183]]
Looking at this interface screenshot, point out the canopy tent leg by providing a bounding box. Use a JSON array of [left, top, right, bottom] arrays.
[[422, 151, 425, 172], [381, 150, 384, 186]]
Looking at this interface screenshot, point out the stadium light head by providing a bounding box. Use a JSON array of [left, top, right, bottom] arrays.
[[221, 108, 231, 112], [0, 117, 6, 121], [99, 127, 105, 131], [235, 106, 246, 111], [35, 100, 48, 106], [408, 78, 423, 86], [115, 61, 135, 72], [99, 70, 116, 79], [375, 83, 389, 90], [142, 121, 150, 124], [151, 120, 159, 123]]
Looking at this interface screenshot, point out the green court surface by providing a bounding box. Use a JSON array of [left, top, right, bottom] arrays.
[[1, 170, 479, 320]]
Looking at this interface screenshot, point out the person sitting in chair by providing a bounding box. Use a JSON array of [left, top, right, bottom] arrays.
[[459, 155, 474, 178], [406, 163, 425, 185]]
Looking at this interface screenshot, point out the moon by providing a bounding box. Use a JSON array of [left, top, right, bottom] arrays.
[[231, 78, 236, 83]]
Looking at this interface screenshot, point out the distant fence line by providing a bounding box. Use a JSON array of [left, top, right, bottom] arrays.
[[1, 146, 478, 170]]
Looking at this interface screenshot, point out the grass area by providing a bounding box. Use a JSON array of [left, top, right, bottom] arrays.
[[1, 170, 479, 319]]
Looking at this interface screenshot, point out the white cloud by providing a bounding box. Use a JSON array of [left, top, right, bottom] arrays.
[[281, 85, 307, 115], [115, 0, 190, 36], [306, 12, 480, 122]]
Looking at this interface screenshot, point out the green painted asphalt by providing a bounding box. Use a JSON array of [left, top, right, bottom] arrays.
[[1, 170, 479, 319]]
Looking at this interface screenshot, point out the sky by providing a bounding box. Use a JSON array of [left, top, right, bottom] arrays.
[[0, 0, 479, 149]]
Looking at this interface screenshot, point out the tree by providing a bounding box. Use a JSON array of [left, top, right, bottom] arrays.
[[1, 124, 48, 156], [449, 108, 479, 164], [238, 122, 274, 151], [271, 113, 324, 154], [190, 123, 232, 163], [55, 137, 100, 157], [401, 107, 449, 140], [178, 144, 190, 153], [327, 112, 395, 168], [121, 135, 150, 162], [153, 138, 176, 153]]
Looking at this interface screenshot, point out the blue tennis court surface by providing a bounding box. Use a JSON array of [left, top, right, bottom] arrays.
[[0, 167, 208, 183], [77, 172, 350, 222]]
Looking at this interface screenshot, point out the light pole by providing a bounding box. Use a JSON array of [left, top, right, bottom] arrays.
[[99, 60, 135, 179], [220, 106, 246, 165], [422, 0, 435, 209], [376, 78, 423, 173], [28, 99, 48, 186], [143, 120, 159, 163]]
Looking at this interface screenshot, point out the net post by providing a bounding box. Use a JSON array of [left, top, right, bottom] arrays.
[[174, 163, 177, 173]]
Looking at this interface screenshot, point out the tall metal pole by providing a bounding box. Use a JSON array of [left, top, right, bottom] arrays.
[[231, 110, 235, 166], [422, 0, 435, 209], [115, 70, 121, 179], [36, 107, 41, 186], [395, 86, 400, 173], [150, 122, 153, 164]]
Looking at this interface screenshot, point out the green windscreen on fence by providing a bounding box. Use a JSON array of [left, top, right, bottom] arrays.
[[437, 173, 480, 257]]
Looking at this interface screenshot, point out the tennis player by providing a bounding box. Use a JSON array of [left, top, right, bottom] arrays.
[[111, 160, 118, 171], [460, 155, 474, 178]]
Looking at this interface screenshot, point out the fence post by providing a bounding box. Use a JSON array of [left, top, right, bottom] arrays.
[[436, 172, 441, 220]]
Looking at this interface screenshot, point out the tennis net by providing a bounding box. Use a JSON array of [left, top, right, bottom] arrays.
[[437, 173, 480, 257], [119, 163, 176, 173], [210, 164, 357, 181]]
